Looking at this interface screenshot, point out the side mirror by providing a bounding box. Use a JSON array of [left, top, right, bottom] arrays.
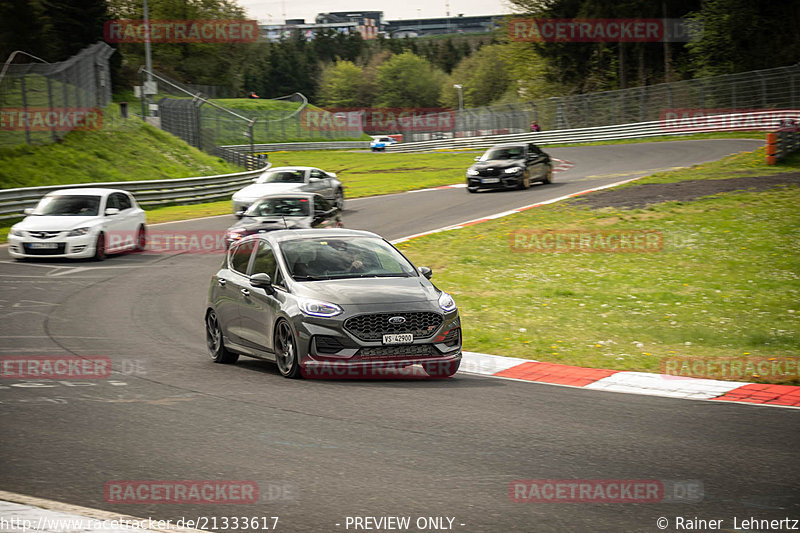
[[418, 266, 433, 279], [235, 210, 246, 218], [250, 272, 274, 292], [24, 207, 34, 215], [309, 177, 321, 183], [105, 207, 120, 216], [474, 156, 481, 162], [252, 177, 259, 183]]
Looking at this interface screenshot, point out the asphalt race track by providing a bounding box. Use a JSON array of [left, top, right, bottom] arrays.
[[2, 139, 798, 532]]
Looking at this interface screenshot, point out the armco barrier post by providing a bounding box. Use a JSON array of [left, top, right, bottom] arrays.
[[766, 132, 778, 165]]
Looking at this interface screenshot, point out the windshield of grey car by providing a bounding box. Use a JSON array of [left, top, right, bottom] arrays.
[[280, 237, 417, 280], [32, 195, 101, 216], [245, 197, 311, 217], [481, 147, 524, 160], [256, 170, 306, 184]]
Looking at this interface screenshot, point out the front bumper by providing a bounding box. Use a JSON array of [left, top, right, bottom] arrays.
[[290, 305, 462, 378], [8, 233, 97, 259], [467, 173, 522, 189]]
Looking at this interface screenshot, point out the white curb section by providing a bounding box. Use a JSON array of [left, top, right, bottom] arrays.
[[584, 371, 749, 400]]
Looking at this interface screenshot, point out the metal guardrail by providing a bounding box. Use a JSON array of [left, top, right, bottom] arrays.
[[0, 165, 269, 220], [225, 141, 370, 152], [385, 111, 800, 153]]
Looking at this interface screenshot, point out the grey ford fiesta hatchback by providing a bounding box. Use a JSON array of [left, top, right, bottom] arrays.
[[205, 229, 462, 379]]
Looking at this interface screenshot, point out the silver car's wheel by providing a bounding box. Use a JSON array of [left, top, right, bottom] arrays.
[[275, 320, 301, 378], [206, 310, 238, 364]]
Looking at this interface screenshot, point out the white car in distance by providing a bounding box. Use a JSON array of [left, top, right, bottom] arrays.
[[232, 166, 344, 217], [8, 188, 147, 261]]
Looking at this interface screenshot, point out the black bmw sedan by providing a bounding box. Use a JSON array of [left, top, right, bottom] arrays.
[[205, 229, 462, 379], [224, 193, 342, 248], [466, 142, 553, 192]]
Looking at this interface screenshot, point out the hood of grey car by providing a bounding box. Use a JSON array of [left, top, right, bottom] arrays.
[[291, 276, 437, 305]]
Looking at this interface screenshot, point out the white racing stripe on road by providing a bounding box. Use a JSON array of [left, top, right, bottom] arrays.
[[584, 372, 747, 400], [460, 352, 534, 375]]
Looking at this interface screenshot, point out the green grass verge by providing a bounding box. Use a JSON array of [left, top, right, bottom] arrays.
[[0, 106, 241, 189], [265, 150, 475, 198], [392, 152, 799, 384], [543, 130, 765, 148]]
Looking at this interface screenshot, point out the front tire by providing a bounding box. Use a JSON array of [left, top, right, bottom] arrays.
[[93, 232, 106, 261], [543, 164, 553, 184], [206, 309, 239, 364], [134, 225, 146, 252], [275, 320, 301, 378], [518, 171, 531, 190]]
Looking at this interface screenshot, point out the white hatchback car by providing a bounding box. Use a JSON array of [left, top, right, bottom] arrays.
[[232, 166, 344, 217], [8, 188, 147, 261]]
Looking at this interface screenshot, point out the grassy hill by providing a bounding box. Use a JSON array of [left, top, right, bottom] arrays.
[[0, 104, 241, 189]]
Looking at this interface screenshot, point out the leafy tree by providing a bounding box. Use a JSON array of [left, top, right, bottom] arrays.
[[375, 51, 446, 107], [686, 0, 800, 76], [318, 60, 374, 107]]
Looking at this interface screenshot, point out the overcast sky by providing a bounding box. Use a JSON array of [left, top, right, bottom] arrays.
[[235, 0, 513, 24]]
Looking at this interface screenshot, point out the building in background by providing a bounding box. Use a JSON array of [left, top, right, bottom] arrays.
[[259, 12, 500, 41]]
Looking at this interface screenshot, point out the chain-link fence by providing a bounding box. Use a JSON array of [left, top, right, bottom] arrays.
[[398, 64, 800, 142], [0, 42, 115, 147], [144, 68, 363, 168]]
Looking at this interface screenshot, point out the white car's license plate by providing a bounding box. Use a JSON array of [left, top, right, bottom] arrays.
[[382, 333, 413, 345], [28, 243, 58, 249], [481, 177, 500, 184]]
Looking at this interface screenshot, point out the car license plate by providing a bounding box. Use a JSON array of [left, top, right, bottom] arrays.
[[382, 333, 413, 345], [481, 177, 500, 184], [28, 242, 58, 249]]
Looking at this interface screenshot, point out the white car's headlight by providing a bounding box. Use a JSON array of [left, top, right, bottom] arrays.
[[67, 227, 91, 237], [9, 227, 24, 237], [504, 167, 523, 174], [438, 292, 457, 313], [467, 168, 480, 176], [298, 298, 343, 318]]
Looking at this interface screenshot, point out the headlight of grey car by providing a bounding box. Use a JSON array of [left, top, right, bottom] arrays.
[[467, 168, 480, 176], [298, 297, 343, 318], [504, 167, 523, 174], [438, 292, 457, 313], [9, 227, 24, 237]]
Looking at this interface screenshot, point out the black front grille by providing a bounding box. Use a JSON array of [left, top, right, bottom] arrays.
[[344, 312, 443, 342], [358, 344, 436, 357], [443, 328, 461, 347], [23, 243, 66, 255], [479, 168, 501, 176], [314, 335, 344, 354]]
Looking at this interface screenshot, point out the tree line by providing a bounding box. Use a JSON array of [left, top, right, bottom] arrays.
[[1, 0, 797, 110]]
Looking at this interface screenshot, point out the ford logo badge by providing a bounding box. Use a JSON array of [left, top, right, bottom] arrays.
[[388, 316, 406, 325]]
